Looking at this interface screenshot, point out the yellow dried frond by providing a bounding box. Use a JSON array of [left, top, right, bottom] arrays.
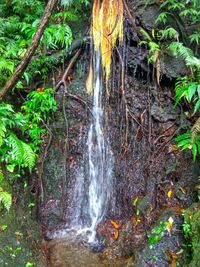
[[92, 0, 124, 80], [86, 62, 93, 95], [92, 0, 101, 50]]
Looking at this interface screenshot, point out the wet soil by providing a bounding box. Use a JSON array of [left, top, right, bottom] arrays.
[[47, 237, 134, 267]]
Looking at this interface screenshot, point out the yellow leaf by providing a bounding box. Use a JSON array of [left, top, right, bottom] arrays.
[[86, 62, 93, 95], [167, 189, 173, 198], [179, 187, 186, 194], [136, 217, 141, 225], [133, 195, 139, 206], [36, 87, 44, 92], [111, 220, 120, 229], [166, 216, 173, 232], [176, 249, 184, 255], [152, 29, 155, 39]]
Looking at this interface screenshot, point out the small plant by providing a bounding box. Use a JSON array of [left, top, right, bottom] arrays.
[[182, 210, 192, 251], [26, 261, 34, 267], [175, 132, 200, 161], [148, 221, 167, 248], [148, 217, 173, 248], [183, 221, 191, 239]]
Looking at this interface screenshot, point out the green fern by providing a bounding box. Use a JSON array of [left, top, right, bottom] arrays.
[[0, 187, 12, 211], [6, 133, 36, 171], [155, 12, 170, 24], [167, 42, 193, 61], [159, 27, 179, 40], [190, 32, 200, 45], [21, 142, 36, 171]]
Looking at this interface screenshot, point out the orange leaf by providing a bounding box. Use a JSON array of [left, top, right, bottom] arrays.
[[114, 230, 119, 240], [36, 87, 44, 92], [110, 220, 120, 229]]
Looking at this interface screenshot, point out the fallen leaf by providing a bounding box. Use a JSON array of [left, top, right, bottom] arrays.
[[114, 230, 119, 240], [176, 249, 184, 255], [194, 185, 200, 191], [110, 220, 120, 229], [164, 247, 179, 267], [133, 195, 139, 206], [166, 217, 173, 232], [179, 187, 186, 194], [167, 189, 173, 198], [136, 217, 141, 225]]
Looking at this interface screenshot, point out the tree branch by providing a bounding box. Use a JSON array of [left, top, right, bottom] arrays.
[[0, 0, 58, 101]]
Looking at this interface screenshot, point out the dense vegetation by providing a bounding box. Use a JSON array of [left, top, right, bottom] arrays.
[[141, 0, 200, 160], [0, 0, 89, 211]]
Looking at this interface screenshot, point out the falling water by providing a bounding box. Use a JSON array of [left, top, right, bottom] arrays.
[[64, 50, 114, 243], [86, 50, 114, 242]]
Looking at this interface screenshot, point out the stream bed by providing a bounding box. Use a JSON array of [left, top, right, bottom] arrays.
[[48, 237, 133, 267]]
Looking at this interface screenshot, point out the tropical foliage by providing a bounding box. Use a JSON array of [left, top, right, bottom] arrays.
[[0, 0, 89, 211], [141, 0, 200, 160], [0, 88, 56, 210], [0, 0, 89, 89]]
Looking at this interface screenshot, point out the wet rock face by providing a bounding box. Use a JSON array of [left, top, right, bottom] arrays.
[[134, 208, 185, 267], [127, 0, 188, 78]]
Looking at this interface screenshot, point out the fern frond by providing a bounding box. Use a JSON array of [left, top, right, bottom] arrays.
[[140, 28, 152, 41], [155, 12, 169, 25], [21, 142, 36, 171], [0, 188, 12, 211], [7, 133, 36, 171], [160, 27, 179, 40], [167, 42, 193, 62]]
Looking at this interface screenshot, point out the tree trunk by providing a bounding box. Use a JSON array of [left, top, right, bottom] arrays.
[[0, 0, 58, 101]]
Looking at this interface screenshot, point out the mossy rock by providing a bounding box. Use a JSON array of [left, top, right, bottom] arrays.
[[0, 179, 45, 267], [184, 203, 200, 267]]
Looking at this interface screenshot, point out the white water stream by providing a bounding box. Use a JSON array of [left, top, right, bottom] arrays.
[[54, 50, 114, 243], [86, 51, 114, 242], [69, 50, 114, 242]]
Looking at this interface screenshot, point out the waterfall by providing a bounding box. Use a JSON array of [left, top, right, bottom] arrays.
[[86, 51, 114, 242], [65, 50, 114, 243]]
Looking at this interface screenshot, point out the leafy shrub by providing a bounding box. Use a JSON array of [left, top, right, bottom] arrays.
[[0, 88, 56, 210]]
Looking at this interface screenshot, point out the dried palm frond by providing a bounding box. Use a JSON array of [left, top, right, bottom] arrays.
[[191, 117, 200, 141], [92, 0, 124, 80], [92, 0, 101, 50]]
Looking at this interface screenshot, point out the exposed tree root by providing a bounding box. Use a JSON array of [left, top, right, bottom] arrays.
[[55, 48, 82, 91]]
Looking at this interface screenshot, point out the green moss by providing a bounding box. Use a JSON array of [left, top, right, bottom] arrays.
[[0, 181, 45, 267], [184, 203, 200, 267]]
